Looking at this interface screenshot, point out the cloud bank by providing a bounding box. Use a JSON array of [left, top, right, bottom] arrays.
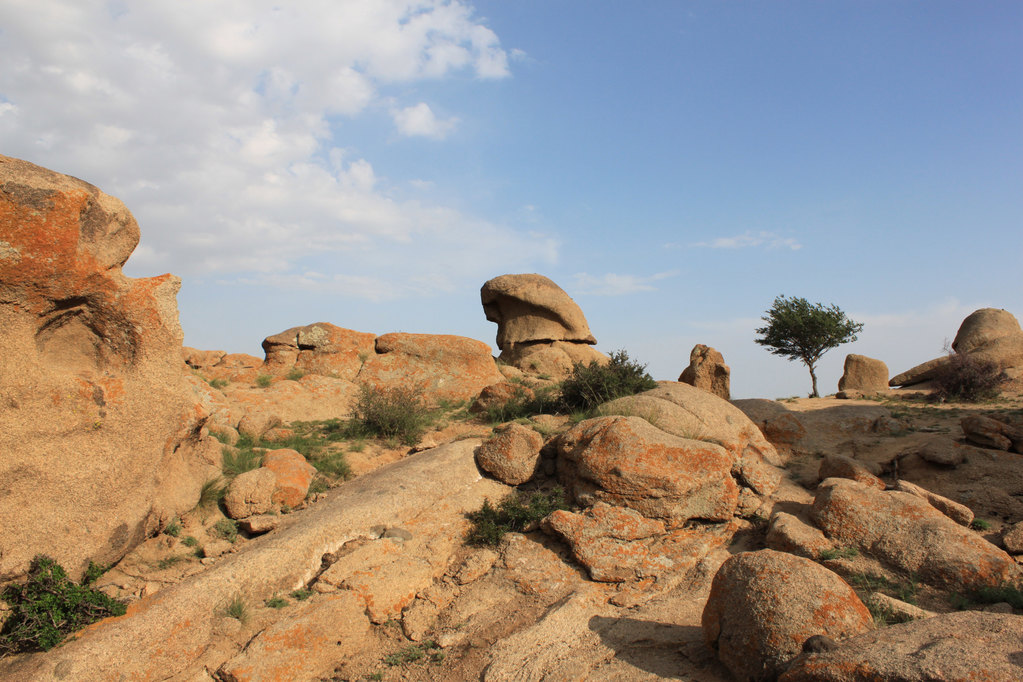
[[0, 0, 547, 294]]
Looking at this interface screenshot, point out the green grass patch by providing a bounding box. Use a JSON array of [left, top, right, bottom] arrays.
[[163, 517, 182, 538], [208, 378, 229, 390], [465, 488, 571, 547], [383, 640, 443, 667], [254, 374, 273, 388], [952, 584, 1023, 610], [223, 595, 247, 623], [971, 518, 992, 531], [214, 518, 239, 543], [290, 588, 313, 601], [265, 596, 289, 609], [0, 556, 126, 655], [818, 546, 859, 561]]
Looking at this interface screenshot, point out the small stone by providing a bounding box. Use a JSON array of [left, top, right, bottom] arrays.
[[382, 527, 413, 542]]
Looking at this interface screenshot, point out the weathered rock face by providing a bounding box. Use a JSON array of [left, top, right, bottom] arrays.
[[952, 307, 1022, 354], [0, 155, 218, 582], [961, 414, 1023, 453], [261, 322, 375, 379], [701, 549, 872, 682], [475, 423, 544, 485], [556, 415, 740, 522], [779, 611, 1023, 682], [678, 344, 731, 400], [891, 307, 1023, 387], [811, 478, 1020, 591], [359, 333, 505, 404], [837, 354, 888, 395], [481, 274, 604, 376]]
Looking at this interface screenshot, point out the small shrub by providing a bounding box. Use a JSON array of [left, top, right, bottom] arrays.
[[156, 555, 185, 570], [290, 588, 313, 601], [265, 596, 288, 609], [964, 584, 1023, 609], [214, 518, 239, 543], [930, 351, 1008, 402], [558, 350, 658, 412], [347, 383, 432, 446], [164, 517, 182, 538], [383, 640, 441, 667], [866, 598, 916, 627], [223, 595, 247, 624], [195, 478, 227, 516], [818, 546, 859, 561], [82, 561, 108, 585], [971, 518, 992, 531], [285, 368, 306, 381], [222, 447, 262, 479], [255, 374, 273, 389], [311, 452, 351, 479], [0, 556, 126, 655], [182, 535, 199, 548], [482, 385, 560, 424], [465, 488, 571, 547], [208, 378, 229, 390]]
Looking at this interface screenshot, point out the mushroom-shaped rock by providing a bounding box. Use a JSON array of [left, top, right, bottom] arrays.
[[481, 273, 596, 349], [678, 344, 731, 400], [702, 549, 872, 682]]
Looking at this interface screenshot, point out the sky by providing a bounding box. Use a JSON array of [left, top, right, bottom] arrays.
[[1, 0, 1020, 399]]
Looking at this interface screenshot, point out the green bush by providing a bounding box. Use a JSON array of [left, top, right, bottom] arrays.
[[930, 352, 1007, 402], [214, 518, 239, 543], [465, 488, 571, 547], [208, 378, 229, 390], [255, 374, 273, 389], [163, 517, 182, 538], [557, 350, 658, 412], [0, 556, 126, 655], [285, 368, 306, 381], [346, 383, 432, 446], [481, 385, 560, 424], [222, 446, 262, 479]]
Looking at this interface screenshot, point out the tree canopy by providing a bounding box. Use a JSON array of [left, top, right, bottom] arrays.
[[754, 295, 864, 398]]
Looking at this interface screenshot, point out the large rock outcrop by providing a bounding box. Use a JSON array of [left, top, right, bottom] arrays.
[[890, 308, 1023, 387], [0, 155, 218, 582], [481, 273, 606, 376], [261, 322, 375, 379], [837, 353, 888, 397]]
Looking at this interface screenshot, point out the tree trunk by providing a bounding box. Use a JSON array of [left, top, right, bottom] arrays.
[[808, 363, 819, 398]]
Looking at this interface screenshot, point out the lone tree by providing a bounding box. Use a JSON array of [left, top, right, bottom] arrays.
[[754, 295, 864, 398]]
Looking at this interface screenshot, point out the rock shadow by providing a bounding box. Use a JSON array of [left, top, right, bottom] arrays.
[[588, 615, 722, 679]]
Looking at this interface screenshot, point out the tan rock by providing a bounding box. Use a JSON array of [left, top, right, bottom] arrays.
[[261, 322, 375, 379], [223, 468, 277, 520], [481, 273, 596, 349], [469, 381, 534, 416], [218, 592, 370, 681], [238, 515, 280, 535], [1001, 521, 1023, 554], [358, 332, 505, 404], [811, 478, 1020, 591], [557, 415, 739, 522], [262, 449, 316, 508], [765, 512, 834, 559], [837, 354, 889, 394], [961, 414, 1023, 453], [894, 479, 974, 526], [497, 340, 607, 377], [236, 411, 282, 440], [207, 353, 264, 383], [499, 532, 581, 598], [702, 549, 872, 682], [184, 348, 227, 370], [818, 454, 885, 489], [678, 344, 731, 400], [779, 611, 1023, 682], [0, 154, 218, 582], [952, 308, 1022, 354], [475, 423, 544, 485]]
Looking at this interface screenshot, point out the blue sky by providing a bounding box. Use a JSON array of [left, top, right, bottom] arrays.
[[2, 1, 1020, 398]]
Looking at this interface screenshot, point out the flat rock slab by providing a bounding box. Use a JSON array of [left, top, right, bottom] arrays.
[[0, 440, 508, 681]]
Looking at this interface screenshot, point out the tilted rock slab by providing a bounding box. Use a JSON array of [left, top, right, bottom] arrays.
[[0, 154, 219, 582], [701, 549, 873, 682], [811, 477, 1020, 591], [779, 611, 1023, 681], [0, 440, 508, 681]]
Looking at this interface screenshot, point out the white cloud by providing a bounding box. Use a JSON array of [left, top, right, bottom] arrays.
[[0, 0, 536, 295], [571, 271, 679, 296], [392, 102, 459, 139], [690, 230, 802, 250]]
